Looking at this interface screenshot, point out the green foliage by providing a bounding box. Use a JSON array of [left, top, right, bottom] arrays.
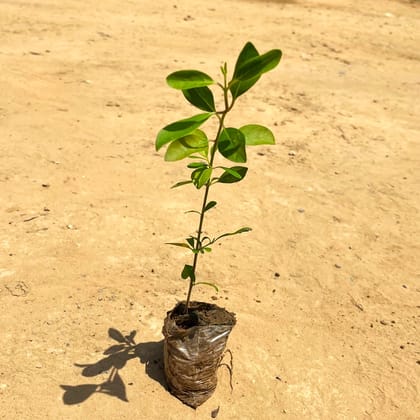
[[183, 87, 216, 112], [218, 128, 247, 163], [218, 166, 248, 184], [156, 113, 213, 151], [240, 124, 275, 146], [156, 42, 281, 311], [164, 130, 208, 161], [166, 70, 214, 90]]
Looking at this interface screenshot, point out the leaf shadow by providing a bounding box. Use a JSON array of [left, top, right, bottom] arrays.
[[60, 327, 166, 405]]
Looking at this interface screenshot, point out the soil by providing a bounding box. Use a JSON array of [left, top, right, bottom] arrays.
[[1, 0, 419, 419], [170, 301, 237, 328]]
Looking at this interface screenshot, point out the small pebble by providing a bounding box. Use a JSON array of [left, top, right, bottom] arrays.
[[274, 272, 280, 278], [298, 208, 305, 213], [380, 320, 388, 326], [334, 263, 342, 269], [288, 150, 296, 156]]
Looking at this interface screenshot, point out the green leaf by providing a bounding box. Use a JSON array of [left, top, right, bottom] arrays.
[[220, 62, 227, 77], [195, 282, 219, 292], [230, 42, 260, 98], [218, 128, 247, 163], [166, 242, 191, 249], [204, 201, 217, 212], [191, 167, 212, 189], [181, 264, 195, 282], [164, 130, 209, 161], [186, 237, 195, 248], [156, 113, 213, 151], [234, 49, 282, 82], [171, 180, 193, 189], [230, 75, 260, 99], [183, 87, 216, 112], [166, 70, 214, 90], [233, 42, 260, 77], [188, 154, 207, 161], [214, 227, 252, 242], [240, 124, 275, 146], [203, 247, 212, 252], [187, 161, 208, 169], [218, 166, 248, 183]]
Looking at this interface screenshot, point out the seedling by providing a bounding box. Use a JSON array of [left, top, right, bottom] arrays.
[[156, 42, 282, 312]]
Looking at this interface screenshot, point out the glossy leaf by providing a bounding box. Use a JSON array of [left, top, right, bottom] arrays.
[[218, 166, 248, 183], [164, 130, 208, 161], [188, 154, 207, 161], [230, 42, 260, 98], [230, 75, 260, 99], [167, 70, 214, 90], [156, 113, 212, 151], [204, 201, 217, 212], [183, 86, 216, 112], [240, 124, 275, 145], [234, 49, 282, 82], [233, 42, 260, 77], [218, 128, 247, 163], [191, 167, 212, 189], [187, 161, 207, 169]]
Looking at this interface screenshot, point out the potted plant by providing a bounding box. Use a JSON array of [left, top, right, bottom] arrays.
[[155, 41, 282, 408]]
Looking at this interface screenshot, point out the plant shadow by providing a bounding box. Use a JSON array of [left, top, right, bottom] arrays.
[[60, 328, 166, 405]]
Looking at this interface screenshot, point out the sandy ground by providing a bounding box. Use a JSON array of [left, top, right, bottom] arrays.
[[1, 0, 419, 418]]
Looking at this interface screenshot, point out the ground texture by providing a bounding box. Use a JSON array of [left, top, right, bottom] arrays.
[[0, 0, 419, 418]]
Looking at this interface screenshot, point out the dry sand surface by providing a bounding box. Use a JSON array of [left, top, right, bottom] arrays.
[[1, 0, 419, 418]]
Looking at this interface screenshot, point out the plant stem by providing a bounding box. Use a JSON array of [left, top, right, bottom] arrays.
[[184, 80, 231, 313]]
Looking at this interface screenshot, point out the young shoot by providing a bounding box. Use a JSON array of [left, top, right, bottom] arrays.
[[156, 42, 282, 312]]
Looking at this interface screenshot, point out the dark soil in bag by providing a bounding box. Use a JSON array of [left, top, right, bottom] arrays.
[[162, 301, 236, 408]]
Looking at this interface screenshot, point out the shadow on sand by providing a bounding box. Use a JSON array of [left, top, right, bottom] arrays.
[[60, 328, 165, 404]]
